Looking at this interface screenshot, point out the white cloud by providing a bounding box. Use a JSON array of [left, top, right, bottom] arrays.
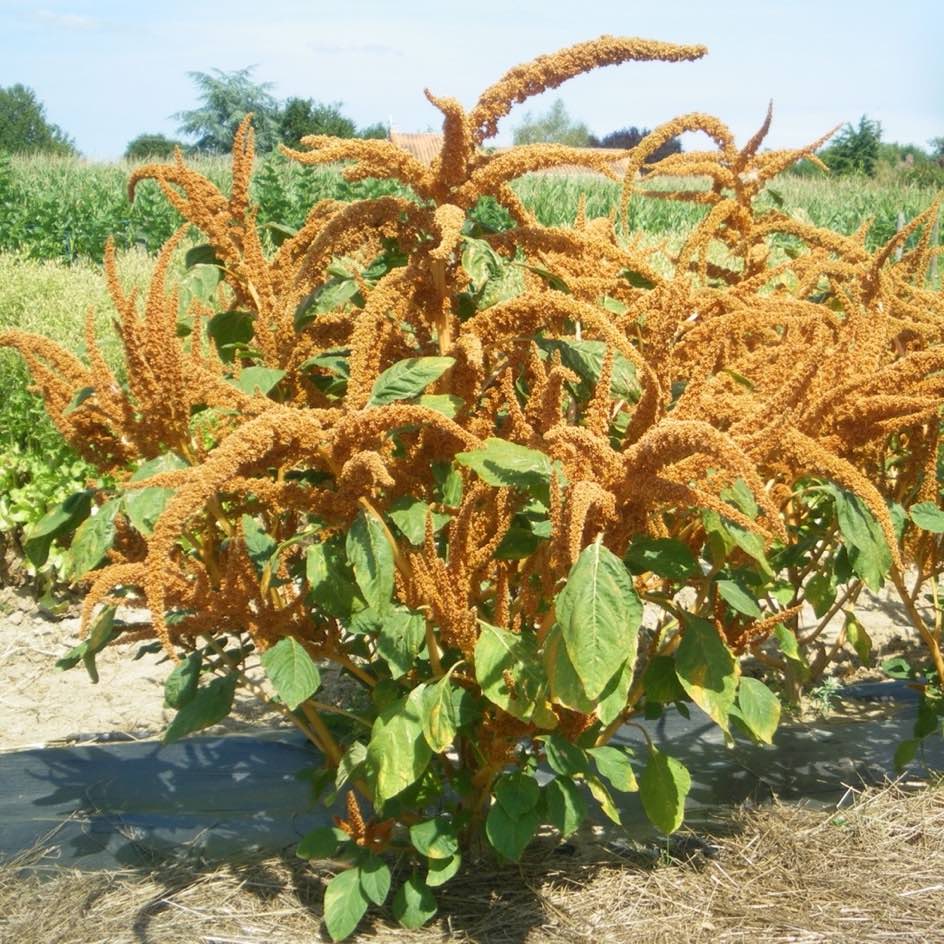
[[34, 9, 99, 31]]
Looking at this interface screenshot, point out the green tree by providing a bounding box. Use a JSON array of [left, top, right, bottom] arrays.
[[589, 126, 681, 162], [822, 115, 882, 177], [930, 137, 944, 161], [176, 67, 280, 154], [513, 98, 590, 147], [124, 133, 186, 161], [0, 84, 75, 156], [278, 98, 357, 147], [358, 122, 389, 140]]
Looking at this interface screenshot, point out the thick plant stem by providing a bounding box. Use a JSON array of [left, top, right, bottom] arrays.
[[892, 569, 944, 686]]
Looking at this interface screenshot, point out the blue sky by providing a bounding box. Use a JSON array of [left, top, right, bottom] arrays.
[[1, 0, 941, 160]]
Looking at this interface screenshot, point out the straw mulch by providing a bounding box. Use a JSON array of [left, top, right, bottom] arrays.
[[1, 781, 942, 944]]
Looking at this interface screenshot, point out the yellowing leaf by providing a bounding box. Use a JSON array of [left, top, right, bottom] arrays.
[[675, 615, 739, 732]]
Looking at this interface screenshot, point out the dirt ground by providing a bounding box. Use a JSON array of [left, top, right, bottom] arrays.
[[0, 580, 929, 752]]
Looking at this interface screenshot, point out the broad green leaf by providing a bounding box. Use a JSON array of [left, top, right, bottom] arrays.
[[461, 237, 500, 285], [774, 624, 807, 665], [417, 394, 464, 418], [588, 745, 637, 792], [475, 622, 550, 723], [124, 486, 174, 536], [164, 652, 202, 709], [556, 541, 641, 699], [163, 674, 237, 744], [535, 337, 639, 402], [625, 536, 698, 580], [485, 803, 539, 861], [456, 438, 552, 491], [56, 605, 118, 682], [715, 578, 762, 618], [306, 541, 359, 619], [910, 502, 944, 533], [544, 624, 596, 713], [494, 772, 541, 816], [297, 826, 348, 860], [260, 637, 321, 709], [844, 612, 873, 664], [387, 496, 450, 547], [392, 876, 437, 930], [376, 608, 426, 679], [323, 868, 369, 942], [409, 816, 459, 860], [184, 243, 221, 269], [623, 268, 656, 289], [726, 522, 774, 576], [721, 479, 759, 518], [675, 615, 739, 732], [805, 570, 836, 618], [544, 777, 587, 838], [826, 484, 892, 591], [369, 357, 454, 406], [233, 365, 286, 396], [63, 386, 95, 415], [894, 738, 921, 772], [643, 655, 688, 703], [639, 748, 691, 834], [358, 854, 392, 905], [426, 852, 461, 887], [207, 310, 253, 362], [586, 775, 621, 824], [420, 676, 470, 753], [335, 741, 367, 791], [129, 452, 189, 482], [542, 734, 589, 777], [736, 677, 781, 744], [365, 688, 431, 804], [595, 658, 633, 725], [24, 489, 93, 568], [68, 498, 119, 579], [242, 514, 277, 573], [346, 511, 395, 613]]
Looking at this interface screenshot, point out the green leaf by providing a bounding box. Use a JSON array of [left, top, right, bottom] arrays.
[[544, 777, 587, 838], [461, 237, 500, 285], [674, 615, 739, 732], [130, 452, 188, 481], [387, 496, 450, 547], [736, 677, 781, 744], [623, 268, 656, 290], [124, 486, 175, 536], [297, 826, 347, 860], [417, 394, 464, 419], [420, 676, 469, 753], [844, 612, 873, 664], [306, 541, 359, 619], [323, 868, 369, 942], [164, 652, 202, 709], [56, 605, 119, 682], [715, 578, 763, 618], [910, 502, 944, 533], [358, 854, 392, 906], [456, 437, 552, 491], [392, 876, 437, 930], [365, 687, 432, 804], [376, 608, 426, 679], [68, 498, 119, 579], [643, 655, 688, 704], [493, 772, 540, 817], [774, 624, 807, 666], [625, 536, 698, 580], [486, 803, 539, 861], [588, 745, 637, 792], [826, 484, 892, 591], [184, 243, 222, 269], [542, 734, 589, 777], [894, 738, 921, 772], [63, 386, 95, 416], [586, 774, 622, 823], [595, 658, 633, 725], [544, 624, 596, 713], [346, 511, 395, 613], [241, 514, 278, 575], [426, 852, 461, 887], [260, 637, 321, 709], [556, 541, 642, 700], [24, 489, 93, 567], [233, 365, 286, 396], [536, 337, 639, 402], [163, 674, 237, 744], [639, 748, 691, 834], [805, 570, 836, 619], [208, 310, 254, 362], [368, 357, 454, 406], [410, 816, 459, 860], [335, 741, 367, 792], [475, 622, 550, 723]]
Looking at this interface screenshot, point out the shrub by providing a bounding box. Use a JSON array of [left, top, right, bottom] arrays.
[[125, 133, 187, 161], [3, 35, 944, 939]]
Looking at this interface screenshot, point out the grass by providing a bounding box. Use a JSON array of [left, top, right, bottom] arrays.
[[1, 781, 941, 943]]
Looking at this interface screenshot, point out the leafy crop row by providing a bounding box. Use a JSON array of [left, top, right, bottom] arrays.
[[3, 35, 944, 940]]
